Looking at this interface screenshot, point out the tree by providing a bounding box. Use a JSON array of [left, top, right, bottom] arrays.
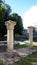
[[9, 13, 23, 35], [0, 0, 11, 22], [0, 0, 11, 38], [0, 0, 3, 6]]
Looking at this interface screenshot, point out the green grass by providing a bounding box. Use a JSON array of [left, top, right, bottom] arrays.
[[0, 60, 4, 65], [14, 42, 37, 49], [13, 51, 37, 65], [14, 43, 29, 49]]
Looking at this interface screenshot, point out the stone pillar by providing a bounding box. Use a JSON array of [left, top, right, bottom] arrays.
[[5, 20, 16, 51], [28, 26, 33, 49]]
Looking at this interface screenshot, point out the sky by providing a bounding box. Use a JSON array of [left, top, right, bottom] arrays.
[[6, 0, 37, 29]]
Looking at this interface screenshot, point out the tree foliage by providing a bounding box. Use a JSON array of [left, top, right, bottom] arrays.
[[0, 0, 23, 39], [0, 0, 11, 37], [9, 13, 23, 35]]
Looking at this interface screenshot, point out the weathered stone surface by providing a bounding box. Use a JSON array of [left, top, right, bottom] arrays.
[[5, 20, 16, 51], [28, 26, 33, 49], [0, 51, 20, 65]]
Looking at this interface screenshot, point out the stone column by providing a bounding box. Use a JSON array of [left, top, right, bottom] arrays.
[[28, 26, 33, 49], [5, 20, 16, 51]]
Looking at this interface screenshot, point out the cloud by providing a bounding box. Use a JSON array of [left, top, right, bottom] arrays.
[[23, 6, 37, 29]]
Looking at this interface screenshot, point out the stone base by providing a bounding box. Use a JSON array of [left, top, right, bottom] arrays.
[[7, 51, 16, 58], [16, 48, 37, 57], [0, 51, 20, 65], [28, 46, 34, 50]]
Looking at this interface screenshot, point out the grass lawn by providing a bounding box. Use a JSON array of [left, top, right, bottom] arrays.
[[14, 42, 29, 49], [13, 51, 37, 65], [14, 42, 37, 49], [0, 60, 4, 65]]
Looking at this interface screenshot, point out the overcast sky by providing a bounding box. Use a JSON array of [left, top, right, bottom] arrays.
[[6, 0, 37, 29], [23, 6, 37, 29]]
